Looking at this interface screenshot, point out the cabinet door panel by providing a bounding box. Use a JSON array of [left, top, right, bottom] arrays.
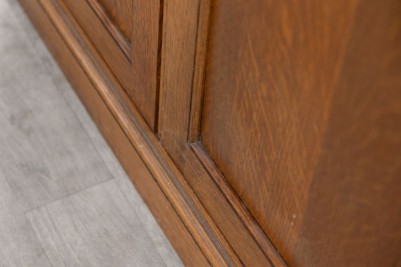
[[200, 0, 401, 266]]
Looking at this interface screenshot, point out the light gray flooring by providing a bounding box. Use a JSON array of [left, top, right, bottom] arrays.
[[0, 1, 182, 266]]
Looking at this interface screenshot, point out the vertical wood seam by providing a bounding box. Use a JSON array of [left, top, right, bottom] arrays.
[[155, 0, 164, 135]]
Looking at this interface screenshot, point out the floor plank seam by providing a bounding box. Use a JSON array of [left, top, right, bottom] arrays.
[[23, 177, 115, 214]]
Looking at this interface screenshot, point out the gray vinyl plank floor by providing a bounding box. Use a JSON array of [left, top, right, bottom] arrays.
[[0, 1, 183, 266]]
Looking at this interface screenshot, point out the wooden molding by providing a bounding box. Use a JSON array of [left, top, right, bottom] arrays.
[[191, 142, 286, 267]]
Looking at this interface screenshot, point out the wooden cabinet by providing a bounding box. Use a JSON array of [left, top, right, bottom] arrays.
[[20, 0, 401, 266]]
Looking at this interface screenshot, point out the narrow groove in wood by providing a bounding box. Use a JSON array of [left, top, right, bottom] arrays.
[[187, 0, 212, 142], [154, 0, 164, 136]]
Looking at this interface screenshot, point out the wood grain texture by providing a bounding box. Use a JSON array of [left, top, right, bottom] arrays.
[[131, 0, 161, 130], [200, 0, 401, 266], [18, 0, 209, 265], [159, 0, 199, 150], [191, 142, 284, 266], [62, 0, 132, 90], [86, 0, 130, 58], [96, 0, 132, 42], [188, 0, 211, 141], [67, 0, 160, 130], [159, 1, 285, 265], [174, 146, 280, 266]]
